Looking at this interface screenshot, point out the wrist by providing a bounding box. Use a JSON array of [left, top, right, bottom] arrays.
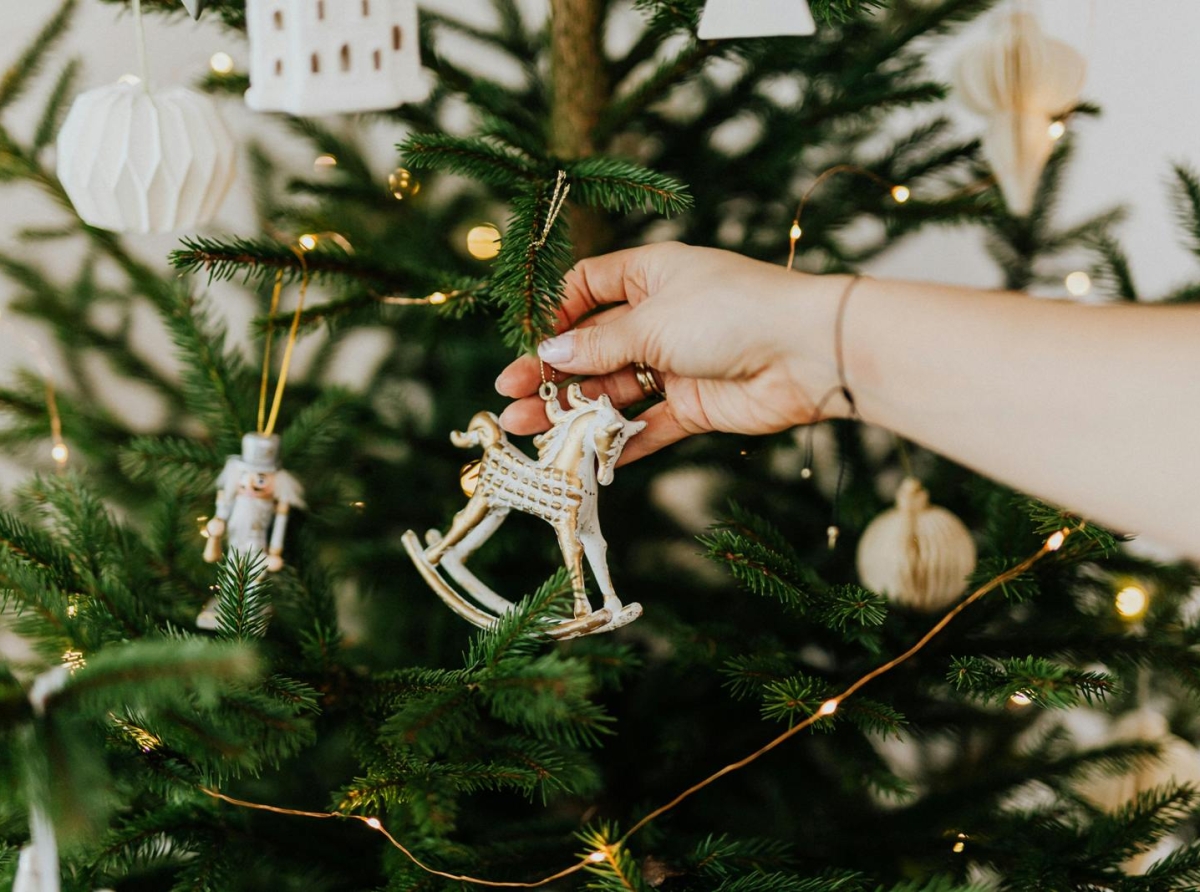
[[776, 272, 859, 424]]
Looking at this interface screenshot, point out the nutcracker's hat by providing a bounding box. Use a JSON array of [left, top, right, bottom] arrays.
[[240, 433, 281, 472]]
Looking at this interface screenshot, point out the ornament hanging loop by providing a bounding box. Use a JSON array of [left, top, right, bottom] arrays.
[[538, 359, 558, 403]]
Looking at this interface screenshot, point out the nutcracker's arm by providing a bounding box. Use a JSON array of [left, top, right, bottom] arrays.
[[203, 459, 240, 563], [266, 501, 291, 572]]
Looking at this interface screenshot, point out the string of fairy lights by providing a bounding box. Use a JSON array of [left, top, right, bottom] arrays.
[[193, 526, 1081, 886]]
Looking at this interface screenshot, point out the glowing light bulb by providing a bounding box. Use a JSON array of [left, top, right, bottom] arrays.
[[466, 225, 502, 260], [67, 604, 77, 618], [209, 52, 235, 75], [587, 851, 607, 863], [826, 526, 840, 549], [298, 233, 319, 252], [1065, 271, 1092, 297], [313, 154, 338, 171], [952, 832, 968, 853], [428, 291, 448, 305], [366, 817, 382, 830], [890, 184, 911, 204], [1048, 120, 1067, 141], [1009, 692, 1033, 706], [800, 467, 813, 480], [1046, 530, 1067, 552], [789, 222, 803, 241], [817, 699, 839, 717], [51, 443, 69, 465], [1115, 584, 1148, 619]]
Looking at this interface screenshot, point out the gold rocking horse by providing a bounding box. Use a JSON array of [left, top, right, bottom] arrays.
[[403, 384, 646, 640]]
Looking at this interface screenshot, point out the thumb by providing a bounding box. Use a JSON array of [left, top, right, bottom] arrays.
[[537, 313, 643, 376]]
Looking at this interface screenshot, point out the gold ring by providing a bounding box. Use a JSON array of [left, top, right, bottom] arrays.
[[633, 362, 666, 400]]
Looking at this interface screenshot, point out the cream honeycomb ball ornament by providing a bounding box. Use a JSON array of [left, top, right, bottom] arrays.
[[856, 477, 977, 612], [56, 82, 236, 234]]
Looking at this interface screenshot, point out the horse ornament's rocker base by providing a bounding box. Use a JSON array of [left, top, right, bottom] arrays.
[[404, 383, 646, 640]]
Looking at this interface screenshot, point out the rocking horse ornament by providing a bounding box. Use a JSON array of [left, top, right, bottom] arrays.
[[403, 381, 646, 640]]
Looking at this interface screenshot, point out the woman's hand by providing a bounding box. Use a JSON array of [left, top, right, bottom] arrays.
[[494, 243, 850, 464]]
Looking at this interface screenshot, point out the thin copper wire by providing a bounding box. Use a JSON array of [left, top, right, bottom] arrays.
[[199, 788, 589, 887], [787, 165, 901, 271], [0, 312, 69, 468], [201, 528, 1075, 887]]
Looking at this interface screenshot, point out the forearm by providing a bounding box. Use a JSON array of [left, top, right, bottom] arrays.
[[826, 277, 1200, 557]]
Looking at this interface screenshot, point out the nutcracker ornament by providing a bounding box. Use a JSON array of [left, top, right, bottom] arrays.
[[198, 433, 304, 629], [404, 382, 646, 640]]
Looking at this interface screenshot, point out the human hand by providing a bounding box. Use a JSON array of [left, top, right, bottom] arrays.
[[495, 243, 851, 464]]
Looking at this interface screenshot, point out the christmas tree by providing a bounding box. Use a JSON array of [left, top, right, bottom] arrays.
[[2, 1, 1200, 890]]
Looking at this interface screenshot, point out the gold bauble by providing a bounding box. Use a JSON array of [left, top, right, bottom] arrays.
[[856, 477, 977, 612], [388, 168, 420, 200]]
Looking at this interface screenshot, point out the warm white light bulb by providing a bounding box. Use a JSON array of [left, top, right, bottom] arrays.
[[428, 291, 448, 305], [298, 234, 319, 251], [1048, 120, 1067, 141], [366, 817, 382, 830], [1046, 530, 1067, 552], [587, 851, 607, 863], [1009, 692, 1033, 707], [1065, 271, 1092, 297], [313, 154, 338, 171], [209, 52, 235, 75], [789, 222, 803, 241], [1115, 584, 1148, 619], [466, 225, 502, 260], [890, 184, 911, 204], [817, 699, 839, 717], [51, 443, 69, 465]]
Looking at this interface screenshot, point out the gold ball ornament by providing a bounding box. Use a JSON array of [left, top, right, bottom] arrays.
[[855, 477, 977, 612], [388, 168, 420, 200]]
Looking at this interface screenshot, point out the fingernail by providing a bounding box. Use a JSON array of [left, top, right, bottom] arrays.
[[537, 331, 575, 364], [494, 371, 510, 395], [497, 403, 517, 431]]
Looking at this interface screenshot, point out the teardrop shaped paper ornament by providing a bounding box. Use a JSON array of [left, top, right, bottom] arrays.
[[56, 81, 237, 234], [697, 0, 816, 39], [952, 12, 1086, 216], [856, 478, 977, 612]]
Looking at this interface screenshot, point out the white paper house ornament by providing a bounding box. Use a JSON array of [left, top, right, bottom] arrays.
[[697, 0, 816, 39], [245, 0, 424, 116], [56, 82, 236, 234], [953, 12, 1086, 216]]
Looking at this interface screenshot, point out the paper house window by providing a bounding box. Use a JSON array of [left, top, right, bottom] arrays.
[[245, 0, 424, 116]]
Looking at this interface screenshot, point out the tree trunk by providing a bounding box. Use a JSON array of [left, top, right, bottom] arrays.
[[549, 0, 611, 258]]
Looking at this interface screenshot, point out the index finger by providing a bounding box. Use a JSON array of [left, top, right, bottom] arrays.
[[553, 245, 658, 332]]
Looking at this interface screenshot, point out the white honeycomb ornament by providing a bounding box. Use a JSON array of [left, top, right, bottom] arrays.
[[245, 0, 424, 116], [697, 0, 815, 39], [856, 478, 977, 613], [56, 82, 236, 234]]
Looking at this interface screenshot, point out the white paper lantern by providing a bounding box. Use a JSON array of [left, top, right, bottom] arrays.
[[245, 0, 424, 116], [856, 477, 977, 612], [697, 0, 816, 40], [56, 82, 236, 235], [953, 12, 1086, 216], [1080, 708, 1200, 813]]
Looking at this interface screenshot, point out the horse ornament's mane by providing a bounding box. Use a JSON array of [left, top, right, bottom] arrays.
[[402, 381, 647, 641]]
